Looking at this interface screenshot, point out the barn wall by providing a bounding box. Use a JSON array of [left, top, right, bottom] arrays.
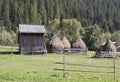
[[19, 33, 46, 54]]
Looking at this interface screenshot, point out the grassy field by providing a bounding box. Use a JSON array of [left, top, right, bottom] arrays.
[[0, 46, 120, 82]]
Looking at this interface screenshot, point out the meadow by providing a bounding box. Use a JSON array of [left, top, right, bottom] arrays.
[[0, 46, 120, 82]]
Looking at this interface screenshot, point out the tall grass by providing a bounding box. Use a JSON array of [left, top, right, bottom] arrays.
[[0, 46, 120, 82]]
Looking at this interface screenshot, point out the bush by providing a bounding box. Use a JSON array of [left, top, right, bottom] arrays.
[[0, 29, 17, 45]]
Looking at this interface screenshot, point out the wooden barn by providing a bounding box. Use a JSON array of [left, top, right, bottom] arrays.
[[19, 24, 47, 54]]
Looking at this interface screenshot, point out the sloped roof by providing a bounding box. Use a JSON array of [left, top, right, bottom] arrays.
[[19, 24, 46, 33]]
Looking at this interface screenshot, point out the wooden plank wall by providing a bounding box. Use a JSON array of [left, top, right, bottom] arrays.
[[19, 33, 47, 54]]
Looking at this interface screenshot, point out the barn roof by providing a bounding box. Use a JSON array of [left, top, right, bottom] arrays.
[[19, 24, 46, 33]]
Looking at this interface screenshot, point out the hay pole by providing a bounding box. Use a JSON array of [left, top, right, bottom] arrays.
[[11, 45, 13, 55], [63, 55, 66, 77], [111, 52, 116, 82], [113, 55, 116, 82]]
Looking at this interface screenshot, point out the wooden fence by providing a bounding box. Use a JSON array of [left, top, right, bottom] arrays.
[[0, 46, 18, 54], [52, 48, 88, 55], [0, 45, 47, 54], [55, 56, 119, 82], [95, 51, 120, 58]]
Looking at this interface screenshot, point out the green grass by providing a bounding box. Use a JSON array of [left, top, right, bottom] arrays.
[[0, 46, 120, 82]]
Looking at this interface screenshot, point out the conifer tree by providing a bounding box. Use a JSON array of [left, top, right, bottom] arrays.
[[30, 0, 37, 24], [54, 0, 60, 19], [2, 0, 11, 31], [38, 0, 47, 25], [23, 0, 30, 24]]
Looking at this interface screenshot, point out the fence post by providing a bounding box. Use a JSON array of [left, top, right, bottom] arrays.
[[63, 56, 66, 77], [11, 45, 13, 55], [113, 55, 116, 82]]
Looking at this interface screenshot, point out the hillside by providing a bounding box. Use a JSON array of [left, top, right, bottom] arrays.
[[0, 0, 120, 50], [0, 0, 119, 32]]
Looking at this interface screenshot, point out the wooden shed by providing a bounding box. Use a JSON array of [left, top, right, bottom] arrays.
[[19, 24, 47, 54]]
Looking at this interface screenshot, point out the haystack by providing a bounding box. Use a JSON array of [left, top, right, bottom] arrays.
[[95, 39, 117, 58], [48, 35, 64, 52], [103, 39, 116, 52], [62, 37, 71, 52], [72, 36, 86, 49]]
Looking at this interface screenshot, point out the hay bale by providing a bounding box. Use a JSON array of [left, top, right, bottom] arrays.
[[103, 39, 116, 52], [62, 37, 71, 52], [72, 36, 86, 49], [48, 35, 64, 52]]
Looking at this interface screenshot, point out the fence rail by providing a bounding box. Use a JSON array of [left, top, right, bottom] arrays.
[[55, 56, 118, 82], [52, 48, 88, 55], [54, 69, 116, 74], [55, 62, 120, 69], [0, 45, 18, 55], [96, 51, 120, 57]]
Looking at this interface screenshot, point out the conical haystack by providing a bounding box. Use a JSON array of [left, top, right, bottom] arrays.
[[103, 39, 116, 52], [72, 36, 86, 49], [62, 37, 71, 52], [48, 35, 64, 52]]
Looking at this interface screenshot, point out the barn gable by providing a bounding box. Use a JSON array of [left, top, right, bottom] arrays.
[[19, 24, 47, 54]]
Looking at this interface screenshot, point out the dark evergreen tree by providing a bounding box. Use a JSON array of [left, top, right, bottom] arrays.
[[38, 0, 47, 25], [1, 0, 11, 30], [23, 0, 30, 24], [17, 1, 24, 25], [54, 0, 60, 19], [29, 0, 38, 24]]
